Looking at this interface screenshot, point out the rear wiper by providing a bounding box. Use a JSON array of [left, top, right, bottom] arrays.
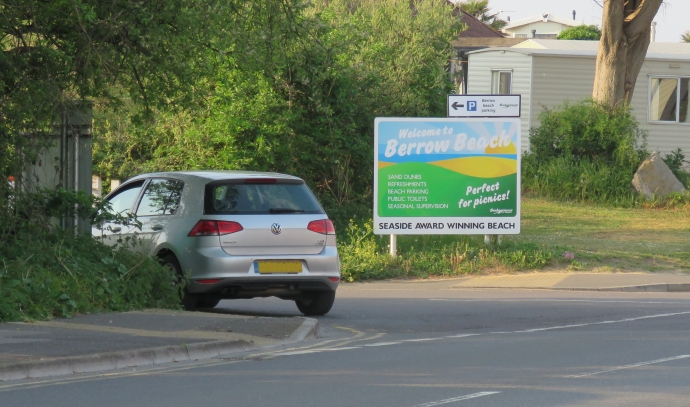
[[268, 208, 305, 214]]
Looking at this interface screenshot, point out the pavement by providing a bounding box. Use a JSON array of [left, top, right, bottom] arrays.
[[1, 271, 688, 382], [0, 309, 318, 382], [448, 271, 690, 292]]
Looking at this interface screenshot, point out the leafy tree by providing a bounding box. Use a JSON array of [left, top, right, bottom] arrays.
[[557, 25, 602, 40], [0, 0, 230, 200], [682, 31, 690, 43], [458, 0, 506, 31], [93, 0, 463, 222], [593, 0, 663, 106]]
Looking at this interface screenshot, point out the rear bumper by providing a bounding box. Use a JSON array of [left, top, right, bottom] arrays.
[[180, 245, 340, 296], [188, 275, 339, 299]]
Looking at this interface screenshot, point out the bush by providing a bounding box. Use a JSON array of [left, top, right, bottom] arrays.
[[663, 148, 690, 188], [522, 155, 640, 206], [0, 231, 180, 322], [338, 220, 563, 282], [523, 100, 647, 204], [0, 188, 180, 322], [338, 222, 395, 282], [556, 25, 602, 40], [93, 0, 463, 224]]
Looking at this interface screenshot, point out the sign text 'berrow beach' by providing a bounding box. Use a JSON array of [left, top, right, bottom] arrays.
[[374, 118, 521, 235]]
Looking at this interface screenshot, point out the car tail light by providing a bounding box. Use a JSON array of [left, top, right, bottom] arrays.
[[188, 220, 243, 236], [196, 279, 222, 284], [328, 277, 340, 282], [307, 219, 335, 235], [188, 220, 219, 236], [217, 221, 243, 235]]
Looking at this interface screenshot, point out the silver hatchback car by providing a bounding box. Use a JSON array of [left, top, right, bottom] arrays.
[[93, 171, 340, 315]]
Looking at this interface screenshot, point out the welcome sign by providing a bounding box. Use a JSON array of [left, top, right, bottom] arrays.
[[373, 118, 520, 235]]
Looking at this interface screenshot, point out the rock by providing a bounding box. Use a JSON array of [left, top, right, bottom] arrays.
[[632, 151, 687, 198]]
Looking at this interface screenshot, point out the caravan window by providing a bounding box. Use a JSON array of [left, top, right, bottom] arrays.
[[650, 77, 689, 123], [491, 71, 512, 95]]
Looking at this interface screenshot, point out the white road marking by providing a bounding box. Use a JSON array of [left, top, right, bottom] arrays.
[[445, 334, 481, 339], [568, 355, 690, 378], [430, 299, 690, 305], [400, 338, 444, 342], [330, 332, 387, 348], [271, 346, 366, 356], [363, 341, 403, 347], [515, 310, 690, 333], [413, 391, 501, 406], [516, 322, 595, 333], [275, 350, 323, 356]]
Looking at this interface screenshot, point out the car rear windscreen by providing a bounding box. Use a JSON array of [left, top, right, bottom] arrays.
[[204, 179, 325, 215]]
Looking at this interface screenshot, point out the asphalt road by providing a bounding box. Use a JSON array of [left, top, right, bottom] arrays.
[[3, 281, 690, 406]]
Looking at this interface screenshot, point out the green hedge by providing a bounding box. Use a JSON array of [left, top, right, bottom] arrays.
[[0, 189, 180, 322], [523, 100, 647, 205], [0, 231, 180, 322]]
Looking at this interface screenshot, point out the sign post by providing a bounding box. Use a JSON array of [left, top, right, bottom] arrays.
[[374, 117, 521, 241]]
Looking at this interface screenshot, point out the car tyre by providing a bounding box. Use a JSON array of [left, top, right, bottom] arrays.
[[160, 253, 197, 311], [295, 291, 335, 316]]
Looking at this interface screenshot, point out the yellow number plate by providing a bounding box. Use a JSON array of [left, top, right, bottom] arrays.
[[255, 261, 302, 274]]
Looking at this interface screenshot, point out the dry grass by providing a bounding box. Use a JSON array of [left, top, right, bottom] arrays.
[[516, 197, 690, 273]]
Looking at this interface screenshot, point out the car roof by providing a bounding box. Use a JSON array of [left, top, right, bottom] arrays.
[[127, 170, 304, 183]]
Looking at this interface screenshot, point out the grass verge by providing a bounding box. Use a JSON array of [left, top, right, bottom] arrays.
[[517, 196, 690, 273], [339, 196, 690, 282], [0, 230, 180, 323]]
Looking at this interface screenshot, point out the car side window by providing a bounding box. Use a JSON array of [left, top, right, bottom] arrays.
[[136, 179, 184, 216], [107, 181, 145, 214]]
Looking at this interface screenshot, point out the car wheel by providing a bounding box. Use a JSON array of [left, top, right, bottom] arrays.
[[196, 298, 221, 308], [295, 291, 335, 316], [160, 253, 197, 311]]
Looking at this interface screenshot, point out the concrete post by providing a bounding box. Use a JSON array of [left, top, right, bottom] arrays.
[[92, 176, 102, 197], [110, 179, 121, 191], [22, 101, 93, 234]]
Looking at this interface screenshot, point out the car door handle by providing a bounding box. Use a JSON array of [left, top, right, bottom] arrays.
[[111, 226, 122, 233], [151, 224, 164, 231]]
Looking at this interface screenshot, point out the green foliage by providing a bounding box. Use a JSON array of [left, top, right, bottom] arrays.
[[0, 0, 232, 212], [458, 0, 507, 31], [0, 188, 179, 322], [522, 155, 640, 206], [0, 1, 464, 321], [2, 185, 139, 236], [338, 221, 561, 282], [557, 25, 602, 40], [1, 0, 221, 113], [523, 100, 647, 205], [682, 31, 690, 43], [0, 230, 180, 322], [662, 148, 690, 188], [663, 148, 685, 173], [94, 0, 463, 226], [528, 100, 645, 168], [338, 222, 394, 282], [640, 191, 690, 209]]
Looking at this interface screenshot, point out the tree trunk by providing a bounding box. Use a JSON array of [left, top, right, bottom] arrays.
[[592, 0, 663, 107]]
